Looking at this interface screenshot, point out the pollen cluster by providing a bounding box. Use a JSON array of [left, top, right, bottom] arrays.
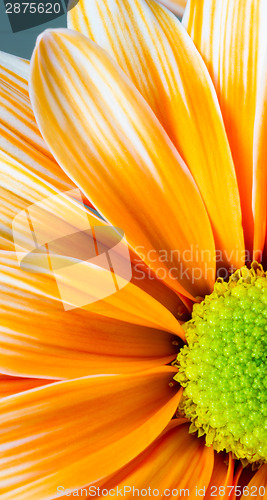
[[174, 264, 267, 466]]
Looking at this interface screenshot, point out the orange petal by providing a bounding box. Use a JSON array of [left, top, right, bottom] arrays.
[[240, 464, 267, 500], [183, 0, 267, 254], [130, 249, 191, 318], [1, 175, 186, 339], [235, 463, 253, 492], [6, 186, 185, 336], [30, 28, 216, 298], [0, 152, 92, 253], [0, 154, 184, 317], [0, 367, 181, 499], [0, 50, 29, 94], [0, 251, 183, 379], [58, 420, 213, 499], [0, 237, 12, 250], [253, 51, 267, 260], [68, 0, 244, 269], [0, 186, 29, 250], [0, 52, 76, 201], [205, 453, 234, 500], [0, 374, 55, 398]]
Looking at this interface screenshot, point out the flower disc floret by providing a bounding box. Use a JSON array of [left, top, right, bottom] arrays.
[[174, 264, 267, 466]]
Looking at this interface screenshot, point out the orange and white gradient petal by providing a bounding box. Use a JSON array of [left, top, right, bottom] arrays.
[[183, 0, 267, 255], [0, 187, 29, 250], [0, 140, 185, 316], [0, 50, 29, 92], [9, 185, 185, 334], [0, 153, 74, 252], [30, 28, 216, 299], [0, 368, 182, 500], [68, 0, 244, 268], [0, 186, 185, 320], [0, 250, 184, 379], [0, 53, 76, 200], [0, 51, 94, 246]]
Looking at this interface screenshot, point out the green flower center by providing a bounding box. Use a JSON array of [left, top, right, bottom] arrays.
[[174, 263, 267, 466]]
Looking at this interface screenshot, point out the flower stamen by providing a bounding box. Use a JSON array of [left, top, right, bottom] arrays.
[[174, 263, 267, 466]]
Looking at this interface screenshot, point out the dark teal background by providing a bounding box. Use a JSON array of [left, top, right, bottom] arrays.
[[0, 0, 67, 59]]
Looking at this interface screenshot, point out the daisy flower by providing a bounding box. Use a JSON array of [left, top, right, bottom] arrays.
[[0, 0, 266, 499]]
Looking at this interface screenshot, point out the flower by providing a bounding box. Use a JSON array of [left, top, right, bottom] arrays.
[[0, 0, 266, 498]]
